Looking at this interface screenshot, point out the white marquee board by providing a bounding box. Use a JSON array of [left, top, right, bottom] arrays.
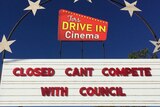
[[0, 59, 160, 106]]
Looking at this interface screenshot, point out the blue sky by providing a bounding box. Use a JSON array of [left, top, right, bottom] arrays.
[[0, 0, 160, 107], [0, 0, 159, 60]]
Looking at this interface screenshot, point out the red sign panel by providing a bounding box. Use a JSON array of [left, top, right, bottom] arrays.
[[58, 9, 108, 41]]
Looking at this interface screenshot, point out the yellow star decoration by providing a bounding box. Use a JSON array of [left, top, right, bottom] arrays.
[[121, 0, 141, 17], [24, 0, 45, 16], [0, 35, 16, 53], [74, 0, 92, 3]]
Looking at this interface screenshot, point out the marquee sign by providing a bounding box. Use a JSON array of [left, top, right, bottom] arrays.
[[0, 59, 160, 106], [58, 9, 108, 41]]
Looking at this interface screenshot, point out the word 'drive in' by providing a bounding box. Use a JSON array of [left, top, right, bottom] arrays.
[[58, 9, 108, 41]]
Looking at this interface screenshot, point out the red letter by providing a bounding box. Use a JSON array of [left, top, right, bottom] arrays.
[[79, 87, 87, 96], [26, 68, 34, 76], [102, 68, 109, 76], [65, 68, 73, 76], [47, 68, 55, 76], [144, 67, 152, 76], [41, 87, 51, 96]]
